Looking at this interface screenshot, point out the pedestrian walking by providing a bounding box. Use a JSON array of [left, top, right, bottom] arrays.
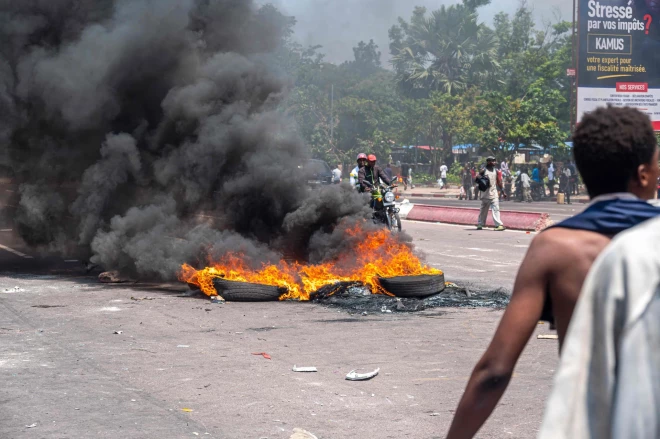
[[500, 158, 510, 177], [461, 166, 473, 201], [520, 167, 532, 202], [560, 164, 572, 204], [332, 164, 342, 184], [476, 156, 506, 231], [568, 161, 578, 195], [504, 174, 513, 199], [439, 163, 448, 189], [539, 164, 548, 197], [547, 160, 556, 197]]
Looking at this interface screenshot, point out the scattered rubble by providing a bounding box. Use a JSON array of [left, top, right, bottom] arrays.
[[98, 271, 130, 283], [290, 428, 318, 439], [252, 352, 271, 360], [346, 368, 380, 381], [292, 366, 317, 372]]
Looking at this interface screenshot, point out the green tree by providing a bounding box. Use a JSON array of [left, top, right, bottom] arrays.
[[389, 1, 499, 96], [343, 40, 382, 78], [473, 88, 566, 159]]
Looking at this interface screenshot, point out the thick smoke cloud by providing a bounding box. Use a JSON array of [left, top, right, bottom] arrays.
[[1, 0, 379, 280], [270, 0, 572, 63]]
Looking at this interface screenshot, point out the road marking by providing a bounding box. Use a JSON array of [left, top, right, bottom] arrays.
[[467, 248, 494, 252], [0, 244, 33, 259], [0, 229, 12, 232]]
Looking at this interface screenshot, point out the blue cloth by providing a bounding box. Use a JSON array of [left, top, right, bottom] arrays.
[[550, 198, 660, 235], [532, 168, 540, 182]]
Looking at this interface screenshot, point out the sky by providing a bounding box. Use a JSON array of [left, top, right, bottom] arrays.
[[266, 0, 573, 64]]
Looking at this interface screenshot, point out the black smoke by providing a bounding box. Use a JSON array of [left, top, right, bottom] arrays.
[[0, 0, 376, 280]]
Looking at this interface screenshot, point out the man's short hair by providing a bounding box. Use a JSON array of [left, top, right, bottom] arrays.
[[573, 106, 657, 197]]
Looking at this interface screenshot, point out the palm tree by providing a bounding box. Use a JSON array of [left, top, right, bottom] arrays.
[[390, 1, 499, 96]]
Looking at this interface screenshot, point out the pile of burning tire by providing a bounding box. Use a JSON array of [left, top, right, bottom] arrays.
[[211, 274, 446, 302]]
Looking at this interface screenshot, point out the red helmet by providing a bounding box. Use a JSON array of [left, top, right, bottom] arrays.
[[356, 153, 367, 161], [367, 154, 377, 162]]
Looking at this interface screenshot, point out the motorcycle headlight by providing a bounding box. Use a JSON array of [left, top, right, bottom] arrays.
[[384, 192, 395, 203]]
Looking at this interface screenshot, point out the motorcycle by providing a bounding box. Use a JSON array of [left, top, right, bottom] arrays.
[[530, 181, 545, 201], [369, 183, 402, 232]]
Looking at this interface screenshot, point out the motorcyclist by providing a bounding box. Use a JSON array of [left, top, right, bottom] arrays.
[[350, 153, 368, 189], [358, 154, 394, 193]]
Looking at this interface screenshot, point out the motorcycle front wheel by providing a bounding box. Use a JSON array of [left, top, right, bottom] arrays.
[[387, 212, 402, 233]]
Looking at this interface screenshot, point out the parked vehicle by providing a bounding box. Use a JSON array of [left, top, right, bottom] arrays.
[[302, 159, 333, 186]]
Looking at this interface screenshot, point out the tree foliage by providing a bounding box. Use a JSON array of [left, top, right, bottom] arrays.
[[270, 0, 573, 172]]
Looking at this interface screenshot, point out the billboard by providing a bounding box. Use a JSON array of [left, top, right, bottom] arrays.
[[578, 0, 660, 130]]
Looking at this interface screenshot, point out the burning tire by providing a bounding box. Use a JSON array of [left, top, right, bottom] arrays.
[[378, 274, 445, 298], [212, 278, 286, 302]]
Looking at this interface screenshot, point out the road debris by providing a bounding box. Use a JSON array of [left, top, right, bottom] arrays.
[[130, 296, 155, 301], [346, 368, 380, 381], [252, 352, 271, 360], [290, 428, 318, 439], [430, 412, 440, 416], [181, 408, 193, 412], [2, 286, 25, 293], [177, 345, 190, 348], [292, 366, 317, 372], [25, 424, 37, 428], [113, 330, 123, 334], [211, 296, 225, 304], [98, 271, 129, 283], [537, 334, 559, 340]]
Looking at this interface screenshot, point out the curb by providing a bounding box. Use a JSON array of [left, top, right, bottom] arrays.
[[406, 204, 552, 232], [406, 193, 590, 204]]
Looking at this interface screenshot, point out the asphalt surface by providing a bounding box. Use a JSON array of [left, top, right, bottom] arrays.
[[406, 197, 586, 222], [0, 182, 560, 439]]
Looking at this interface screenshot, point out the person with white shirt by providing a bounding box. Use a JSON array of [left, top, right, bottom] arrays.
[[446, 106, 660, 439], [500, 159, 510, 177], [439, 163, 448, 189], [547, 160, 555, 197], [520, 167, 532, 203], [332, 164, 342, 184], [349, 153, 367, 189], [538, 215, 660, 439]]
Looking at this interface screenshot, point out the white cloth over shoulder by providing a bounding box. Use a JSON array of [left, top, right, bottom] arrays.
[[538, 216, 660, 439], [349, 166, 360, 186]]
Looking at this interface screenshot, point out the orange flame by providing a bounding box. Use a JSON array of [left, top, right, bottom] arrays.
[[179, 223, 441, 300]]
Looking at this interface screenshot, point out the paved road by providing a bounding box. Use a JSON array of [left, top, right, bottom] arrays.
[[406, 197, 586, 221], [1, 274, 557, 439], [405, 221, 533, 292], [0, 202, 558, 438]]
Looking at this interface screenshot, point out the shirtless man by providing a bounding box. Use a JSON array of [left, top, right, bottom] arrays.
[[446, 106, 660, 439]]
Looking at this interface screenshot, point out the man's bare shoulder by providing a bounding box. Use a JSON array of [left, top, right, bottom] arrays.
[[528, 228, 612, 265]]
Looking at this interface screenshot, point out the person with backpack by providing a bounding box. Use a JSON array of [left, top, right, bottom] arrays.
[[476, 156, 506, 231]]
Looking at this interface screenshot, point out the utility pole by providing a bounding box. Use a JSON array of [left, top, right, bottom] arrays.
[[571, 0, 577, 133], [330, 84, 334, 146]]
